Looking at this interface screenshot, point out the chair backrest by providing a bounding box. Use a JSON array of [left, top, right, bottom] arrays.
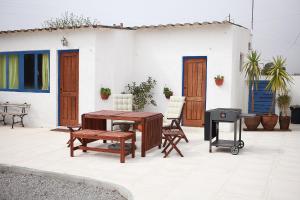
[[113, 94, 133, 111], [165, 96, 185, 119]]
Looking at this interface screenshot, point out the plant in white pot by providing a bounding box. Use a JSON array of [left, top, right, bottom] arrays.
[[243, 50, 262, 130], [262, 56, 293, 130], [277, 92, 292, 130]]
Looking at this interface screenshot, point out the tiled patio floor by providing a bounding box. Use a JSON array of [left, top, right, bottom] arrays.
[[1, 125, 300, 200]]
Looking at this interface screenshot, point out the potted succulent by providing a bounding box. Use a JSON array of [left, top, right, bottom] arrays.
[[163, 87, 173, 99], [242, 51, 262, 130], [277, 92, 292, 130], [214, 75, 224, 86], [262, 56, 293, 130], [100, 87, 111, 100]]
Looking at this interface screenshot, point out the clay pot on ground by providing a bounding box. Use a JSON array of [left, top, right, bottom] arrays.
[[215, 78, 224, 86], [261, 114, 278, 131], [244, 116, 261, 130], [279, 116, 291, 130]]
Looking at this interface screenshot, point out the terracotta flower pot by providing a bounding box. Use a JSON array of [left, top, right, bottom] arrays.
[[261, 114, 278, 131], [279, 116, 291, 130], [244, 116, 261, 130], [164, 92, 173, 99], [101, 93, 109, 100], [215, 79, 224, 86]]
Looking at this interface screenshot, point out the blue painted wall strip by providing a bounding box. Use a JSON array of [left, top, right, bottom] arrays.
[[248, 80, 275, 114]]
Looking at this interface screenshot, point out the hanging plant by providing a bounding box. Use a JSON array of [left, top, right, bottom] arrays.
[[100, 87, 111, 100], [163, 87, 173, 99], [214, 75, 224, 86]]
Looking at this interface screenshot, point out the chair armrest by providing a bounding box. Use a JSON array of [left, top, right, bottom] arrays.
[[167, 117, 180, 120]]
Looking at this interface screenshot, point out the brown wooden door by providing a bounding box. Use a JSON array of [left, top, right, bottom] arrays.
[[183, 58, 206, 127], [59, 51, 79, 126]]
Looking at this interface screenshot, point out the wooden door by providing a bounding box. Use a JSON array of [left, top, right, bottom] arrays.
[[183, 57, 206, 127], [59, 51, 79, 126]]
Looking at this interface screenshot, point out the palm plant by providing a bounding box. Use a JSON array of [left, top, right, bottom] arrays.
[[265, 56, 293, 114], [243, 50, 262, 113]]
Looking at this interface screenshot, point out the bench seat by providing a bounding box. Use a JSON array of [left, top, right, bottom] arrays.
[[70, 129, 136, 163]]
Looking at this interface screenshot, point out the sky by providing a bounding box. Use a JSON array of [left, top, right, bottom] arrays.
[[0, 0, 299, 73]]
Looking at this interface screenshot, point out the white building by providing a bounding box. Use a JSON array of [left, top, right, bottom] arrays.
[[0, 21, 251, 128]]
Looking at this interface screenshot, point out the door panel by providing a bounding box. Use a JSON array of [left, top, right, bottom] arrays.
[[183, 58, 206, 127], [60, 51, 79, 126]]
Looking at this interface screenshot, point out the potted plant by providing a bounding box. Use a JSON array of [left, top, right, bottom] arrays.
[[262, 56, 293, 130], [126, 77, 157, 111], [163, 87, 173, 99], [214, 75, 224, 86], [100, 87, 111, 100], [242, 50, 262, 130], [277, 92, 292, 130]]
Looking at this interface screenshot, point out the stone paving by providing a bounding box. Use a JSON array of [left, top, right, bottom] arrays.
[[0, 125, 300, 200]]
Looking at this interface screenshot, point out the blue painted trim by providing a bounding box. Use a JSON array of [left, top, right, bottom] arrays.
[[57, 49, 79, 126], [57, 51, 61, 126], [0, 50, 50, 93], [182, 56, 208, 123], [0, 89, 50, 93], [0, 50, 49, 54]]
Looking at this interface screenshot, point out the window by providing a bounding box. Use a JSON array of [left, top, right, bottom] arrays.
[[0, 51, 50, 92]]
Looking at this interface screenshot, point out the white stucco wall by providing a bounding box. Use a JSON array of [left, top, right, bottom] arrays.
[[0, 29, 97, 127], [0, 24, 252, 129], [230, 26, 251, 112], [289, 75, 300, 106], [133, 24, 239, 115], [94, 29, 135, 111]]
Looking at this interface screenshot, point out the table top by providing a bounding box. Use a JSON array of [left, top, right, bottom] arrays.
[[83, 110, 163, 121]]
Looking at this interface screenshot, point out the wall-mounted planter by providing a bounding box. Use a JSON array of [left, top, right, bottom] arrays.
[[100, 87, 111, 100], [214, 75, 224, 86], [163, 87, 173, 99], [215, 79, 224, 86], [100, 93, 110, 100]]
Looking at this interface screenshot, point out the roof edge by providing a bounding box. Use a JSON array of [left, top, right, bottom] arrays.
[[0, 20, 249, 35]]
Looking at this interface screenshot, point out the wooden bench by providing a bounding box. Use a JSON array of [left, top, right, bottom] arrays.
[[70, 129, 136, 163]]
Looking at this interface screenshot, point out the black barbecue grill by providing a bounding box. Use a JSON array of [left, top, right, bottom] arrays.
[[205, 108, 254, 155]]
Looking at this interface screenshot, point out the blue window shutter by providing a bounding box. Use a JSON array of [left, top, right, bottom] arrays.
[[248, 80, 275, 114]]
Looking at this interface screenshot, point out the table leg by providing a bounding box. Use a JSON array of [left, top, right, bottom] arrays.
[[120, 139, 125, 163], [132, 137, 135, 158], [82, 139, 87, 152], [70, 133, 74, 157], [141, 120, 146, 157]]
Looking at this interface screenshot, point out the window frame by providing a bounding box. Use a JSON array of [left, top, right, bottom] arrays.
[[0, 50, 50, 93]]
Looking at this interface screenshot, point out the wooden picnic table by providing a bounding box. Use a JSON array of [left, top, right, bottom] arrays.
[[81, 110, 163, 157]]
